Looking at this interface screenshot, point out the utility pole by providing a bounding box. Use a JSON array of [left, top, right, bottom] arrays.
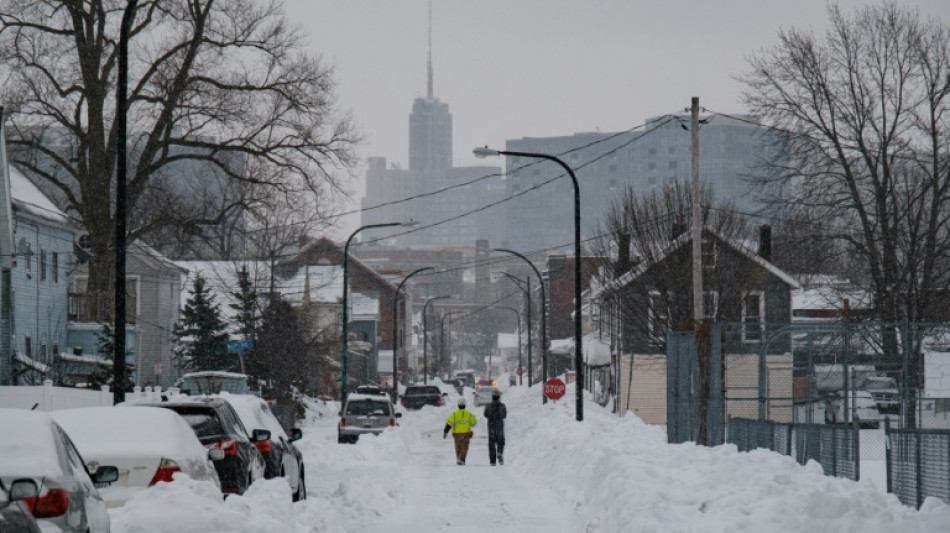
[[690, 97, 702, 323]]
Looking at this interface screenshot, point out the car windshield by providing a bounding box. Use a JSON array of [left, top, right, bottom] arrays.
[[346, 400, 390, 416], [168, 407, 225, 438], [405, 387, 439, 396]]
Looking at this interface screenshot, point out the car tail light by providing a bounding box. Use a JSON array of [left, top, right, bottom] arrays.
[[436, 396, 442, 406], [149, 458, 181, 486], [400, 398, 405, 407], [208, 439, 238, 456], [254, 439, 273, 454], [389, 417, 396, 426], [23, 489, 69, 518], [339, 418, 346, 427]]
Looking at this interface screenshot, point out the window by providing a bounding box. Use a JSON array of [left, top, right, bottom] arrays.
[[742, 292, 764, 342], [703, 291, 719, 321], [40, 250, 46, 281], [648, 291, 670, 345], [668, 146, 675, 154], [24, 243, 31, 273], [702, 239, 717, 269], [52, 252, 58, 283], [24, 336, 31, 358]]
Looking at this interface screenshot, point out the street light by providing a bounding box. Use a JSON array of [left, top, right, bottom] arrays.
[[422, 295, 452, 384], [440, 311, 465, 379], [341, 220, 417, 403], [493, 248, 545, 397], [114, 0, 139, 404], [494, 272, 530, 386], [495, 306, 521, 386], [392, 267, 434, 400], [479, 145, 583, 421]]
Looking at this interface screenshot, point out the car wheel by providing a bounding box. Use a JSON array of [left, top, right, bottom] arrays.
[[293, 468, 306, 502]]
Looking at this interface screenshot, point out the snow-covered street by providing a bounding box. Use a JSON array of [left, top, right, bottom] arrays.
[[109, 381, 950, 533]]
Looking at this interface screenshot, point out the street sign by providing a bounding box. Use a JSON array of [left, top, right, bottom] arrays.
[[227, 339, 253, 351], [516, 366, 523, 376], [543, 378, 566, 401]]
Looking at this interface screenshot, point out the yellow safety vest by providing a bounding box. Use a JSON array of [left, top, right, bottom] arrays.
[[445, 408, 477, 433]]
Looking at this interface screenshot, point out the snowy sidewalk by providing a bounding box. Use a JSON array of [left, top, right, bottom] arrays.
[[365, 431, 581, 532]]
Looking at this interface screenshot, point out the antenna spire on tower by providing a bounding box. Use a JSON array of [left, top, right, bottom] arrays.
[[427, 1, 433, 99]]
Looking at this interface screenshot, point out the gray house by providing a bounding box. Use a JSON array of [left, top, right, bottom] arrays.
[[596, 226, 800, 424]]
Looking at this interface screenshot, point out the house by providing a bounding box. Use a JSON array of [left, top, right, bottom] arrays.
[[596, 226, 800, 424], [0, 162, 77, 385]]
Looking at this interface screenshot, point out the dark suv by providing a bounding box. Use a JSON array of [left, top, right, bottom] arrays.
[[400, 385, 446, 410], [133, 397, 266, 495]]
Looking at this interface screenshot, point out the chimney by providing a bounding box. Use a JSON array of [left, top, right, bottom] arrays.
[[615, 232, 631, 276], [758, 225, 772, 262]]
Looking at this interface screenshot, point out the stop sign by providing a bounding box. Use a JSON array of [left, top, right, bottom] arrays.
[[544, 378, 566, 401], [516, 367, 523, 376]]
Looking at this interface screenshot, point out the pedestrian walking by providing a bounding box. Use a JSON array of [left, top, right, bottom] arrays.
[[443, 397, 477, 465], [483, 389, 507, 466]]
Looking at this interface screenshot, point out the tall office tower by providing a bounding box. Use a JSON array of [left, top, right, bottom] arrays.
[[501, 114, 781, 253], [359, 7, 504, 249]]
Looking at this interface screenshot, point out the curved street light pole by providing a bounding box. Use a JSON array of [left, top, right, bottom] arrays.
[[422, 296, 452, 384], [493, 248, 546, 400], [342, 221, 414, 403], [496, 272, 530, 386], [392, 267, 434, 400], [480, 146, 582, 421], [495, 306, 521, 386]]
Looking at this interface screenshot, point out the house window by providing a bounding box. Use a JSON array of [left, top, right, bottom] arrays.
[[703, 291, 719, 321], [648, 162, 657, 171], [702, 239, 717, 269], [742, 292, 764, 342], [53, 344, 59, 358], [24, 243, 31, 273], [648, 291, 671, 345], [24, 337, 31, 358], [52, 253, 58, 282], [40, 250, 46, 281], [40, 343, 47, 361]]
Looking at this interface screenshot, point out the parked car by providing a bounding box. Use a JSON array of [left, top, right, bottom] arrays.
[[443, 378, 465, 395], [338, 393, 402, 443], [217, 394, 306, 501], [0, 409, 115, 533], [474, 379, 497, 407], [128, 397, 266, 495], [399, 385, 446, 410], [865, 376, 900, 415], [453, 371, 476, 390], [51, 406, 223, 507], [354, 385, 387, 396], [0, 479, 42, 533]]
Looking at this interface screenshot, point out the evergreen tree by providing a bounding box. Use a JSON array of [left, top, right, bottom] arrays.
[[255, 298, 309, 405], [175, 274, 231, 372], [229, 265, 260, 341]]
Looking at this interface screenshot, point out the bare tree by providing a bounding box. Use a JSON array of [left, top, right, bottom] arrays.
[[0, 0, 358, 299], [740, 2, 950, 324]]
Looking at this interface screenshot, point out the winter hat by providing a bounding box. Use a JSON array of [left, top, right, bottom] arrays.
[[457, 398, 466, 408], [492, 390, 501, 399]]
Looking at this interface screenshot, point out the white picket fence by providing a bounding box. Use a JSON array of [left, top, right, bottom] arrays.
[[0, 380, 181, 412]]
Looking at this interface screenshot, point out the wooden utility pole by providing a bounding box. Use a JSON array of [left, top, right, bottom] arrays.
[[690, 97, 702, 322]]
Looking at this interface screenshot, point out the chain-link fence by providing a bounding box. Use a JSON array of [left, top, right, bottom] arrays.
[[885, 420, 950, 509], [727, 417, 861, 480]]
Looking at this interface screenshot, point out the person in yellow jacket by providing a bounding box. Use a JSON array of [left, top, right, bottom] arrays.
[[443, 397, 477, 465]]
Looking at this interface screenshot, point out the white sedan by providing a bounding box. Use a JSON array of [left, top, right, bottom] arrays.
[[52, 406, 224, 507]]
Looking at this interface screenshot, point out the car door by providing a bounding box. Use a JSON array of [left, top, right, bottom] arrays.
[[56, 427, 110, 533], [220, 405, 264, 482]]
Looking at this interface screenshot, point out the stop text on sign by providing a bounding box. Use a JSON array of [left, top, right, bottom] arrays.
[[544, 378, 566, 400]]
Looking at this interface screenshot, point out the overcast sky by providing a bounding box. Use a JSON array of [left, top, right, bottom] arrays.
[[284, 0, 949, 238]]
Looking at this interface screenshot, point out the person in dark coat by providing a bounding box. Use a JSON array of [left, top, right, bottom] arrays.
[[483, 389, 507, 466]]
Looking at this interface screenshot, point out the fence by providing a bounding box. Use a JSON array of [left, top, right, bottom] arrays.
[[728, 417, 861, 481], [885, 419, 950, 508], [0, 380, 180, 411]]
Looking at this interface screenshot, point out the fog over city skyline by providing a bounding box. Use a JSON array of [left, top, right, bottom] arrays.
[[285, 0, 950, 239]]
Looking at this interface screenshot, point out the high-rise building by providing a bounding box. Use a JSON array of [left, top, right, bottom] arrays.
[[501, 114, 780, 253], [359, 10, 505, 249]]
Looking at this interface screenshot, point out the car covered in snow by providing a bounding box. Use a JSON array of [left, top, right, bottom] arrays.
[[0, 408, 115, 533], [52, 406, 223, 507], [217, 394, 306, 501], [474, 379, 497, 407]]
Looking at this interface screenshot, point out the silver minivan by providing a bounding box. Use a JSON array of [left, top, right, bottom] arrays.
[[0, 409, 116, 533], [338, 393, 401, 443]]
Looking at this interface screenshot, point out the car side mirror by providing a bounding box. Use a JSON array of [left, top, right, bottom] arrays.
[[252, 429, 271, 442], [290, 428, 303, 442], [442, 392, 447, 397], [208, 448, 226, 461], [9, 479, 38, 500], [92, 465, 119, 484], [394, 412, 403, 418]]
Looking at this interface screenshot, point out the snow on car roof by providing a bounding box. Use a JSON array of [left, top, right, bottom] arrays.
[[0, 409, 64, 477], [215, 393, 288, 440], [52, 406, 210, 463], [345, 393, 392, 403]]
